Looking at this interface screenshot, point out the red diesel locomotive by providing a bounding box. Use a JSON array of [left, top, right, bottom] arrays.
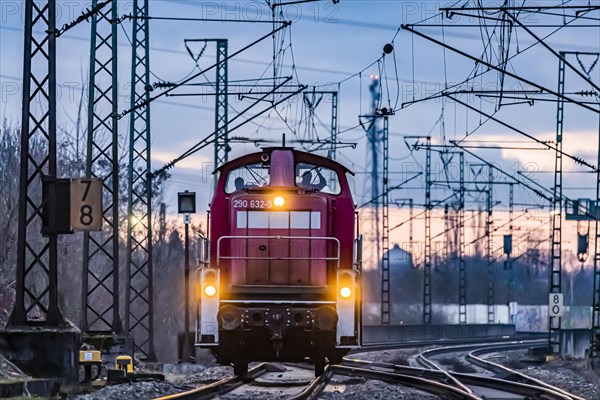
[[196, 147, 361, 376]]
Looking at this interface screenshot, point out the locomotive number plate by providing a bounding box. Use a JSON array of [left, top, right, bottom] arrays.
[[233, 199, 273, 209]]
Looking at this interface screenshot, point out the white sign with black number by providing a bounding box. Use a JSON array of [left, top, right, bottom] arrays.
[[548, 293, 564, 317], [70, 178, 102, 231]]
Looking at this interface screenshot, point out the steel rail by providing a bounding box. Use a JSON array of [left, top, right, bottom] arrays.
[[342, 358, 469, 390], [343, 358, 572, 400], [467, 346, 585, 400], [417, 341, 582, 400], [416, 340, 543, 371], [416, 351, 474, 395], [153, 363, 268, 400], [451, 372, 573, 400], [290, 364, 478, 400], [332, 365, 478, 399], [286, 366, 334, 400], [353, 332, 546, 354]]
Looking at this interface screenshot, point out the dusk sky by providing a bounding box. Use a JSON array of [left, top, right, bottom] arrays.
[[1, 0, 600, 259]]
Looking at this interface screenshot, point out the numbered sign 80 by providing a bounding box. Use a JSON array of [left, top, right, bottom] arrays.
[[548, 293, 564, 317]]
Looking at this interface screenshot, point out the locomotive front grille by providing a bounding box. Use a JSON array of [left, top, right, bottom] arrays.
[[218, 235, 340, 288], [216, 235, 340, 267]]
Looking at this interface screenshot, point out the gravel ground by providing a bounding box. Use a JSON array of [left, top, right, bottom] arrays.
[[69, 362, 232, 400], [71, 381, 184, 400], [346, 348, 422, 365], [319, 375, 440, 399], [166, 364, 232, 386], [65, 346, 598, 400], [490, 350, 600, 400]]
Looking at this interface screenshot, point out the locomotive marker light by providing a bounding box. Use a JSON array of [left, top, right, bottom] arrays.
[[203, 269, 218, 297], [274, 196, 285, 207], [200, 268, 220, 343], [336, 269, 357, 347], [339, 286, 352, 299], [178, 190, 196, 362], [204, 285, 217, 297]]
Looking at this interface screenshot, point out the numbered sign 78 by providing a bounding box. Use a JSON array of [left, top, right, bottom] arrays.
[[70, 178, 102, 231]]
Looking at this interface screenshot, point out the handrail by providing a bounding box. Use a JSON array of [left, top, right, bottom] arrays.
[[216, 235, 341, 268]]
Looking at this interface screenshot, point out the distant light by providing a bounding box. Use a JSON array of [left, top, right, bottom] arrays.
[[274, 196, 285, 207], [130, 214, 143, 226]]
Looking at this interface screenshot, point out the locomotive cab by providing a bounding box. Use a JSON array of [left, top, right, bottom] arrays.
[[196, 148, 361, 376]]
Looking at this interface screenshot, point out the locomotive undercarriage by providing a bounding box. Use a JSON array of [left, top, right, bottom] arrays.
[[213, 303, 348, 376]]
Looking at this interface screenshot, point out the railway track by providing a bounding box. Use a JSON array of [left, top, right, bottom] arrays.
[[155, 363, 270, 400], [416, 341, 584, 400], [153, 339, 583, 400]]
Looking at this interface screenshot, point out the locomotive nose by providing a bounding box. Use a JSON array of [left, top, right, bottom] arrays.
[[314, 306, 338, 331], [218, 305, 242, 330]]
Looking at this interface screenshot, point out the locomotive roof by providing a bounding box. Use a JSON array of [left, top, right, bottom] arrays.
[[216, 147, 353, 175]]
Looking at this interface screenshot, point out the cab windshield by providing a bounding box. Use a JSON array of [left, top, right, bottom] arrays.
[[295, 163, 341, 195], [225, 163, 270, 194]]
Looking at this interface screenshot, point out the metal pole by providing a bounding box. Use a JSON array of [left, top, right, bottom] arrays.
[[487, 166, 495, 324], [183, 219, 192, 361], [126, 0, 155, 360], [83, 0, 122, 334], [458, 152, 466, 324], [591, 88, 600, 365], [381, 116, 390, 325], [330, 92, 339, 160], [423, 137, 432, 324], [508, 184, 514, 306], [214, 39, 229, 178], [549, 53, 566, 354], [9, 0, 65, 327]]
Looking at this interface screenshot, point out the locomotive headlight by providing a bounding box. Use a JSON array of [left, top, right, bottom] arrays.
[[339, 286, 352, 299], [274, 196, 285, 207], [204, 285, 217, 297]]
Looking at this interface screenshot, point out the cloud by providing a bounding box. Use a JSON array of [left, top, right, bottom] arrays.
[[498, 130, 598, 172], [152, 151, 212, 172]]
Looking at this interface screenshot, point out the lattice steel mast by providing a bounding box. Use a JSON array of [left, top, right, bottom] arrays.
[[549, 52, 566, 354], [214, 39, 229, 171], [362, 76, 382, 321], [9, 0, 65, 327], [486, 166, 495, 324], [330, 92, 339, 160], [507, 184, 514, 304], [381, 116, 390, 325], [457, 152, 466, 324], [593, 121, 600, 364], [423, 137, 432, 324], [591, 67, 600, 366], [82, 0, 122, 334], [126, 0, 154, 359]]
